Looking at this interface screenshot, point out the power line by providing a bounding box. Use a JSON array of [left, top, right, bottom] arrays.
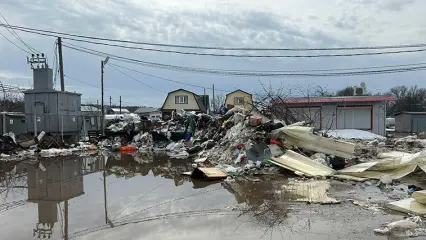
[[107, 64, 166, 93], [2, 24, 426, 57], [0, 12, 39, 54], [2, 23, 426, 51], [64, 74, 154, 104], [0, 30, 31, 54], [64, 42, 426, 73], [48, 36, 426, 58], [109, 63, 230, 92], [62, 43, 426, 77]]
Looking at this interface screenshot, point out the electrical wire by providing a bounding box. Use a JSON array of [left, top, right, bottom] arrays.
[[62, 43, 426, 77], [0, 12, 40, 54], [2, 23, 426, 51], [65, 41, 426, 73], [107, 64, 166, 93], [2, 24, 426, 57], [64, 74, 151, 105], [109, 63, 230, 92], [41, 35, 426, 58], [0, 30, 31, 54]]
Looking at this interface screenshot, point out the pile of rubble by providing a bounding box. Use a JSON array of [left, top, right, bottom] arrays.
[[0, 133, 20, 156]]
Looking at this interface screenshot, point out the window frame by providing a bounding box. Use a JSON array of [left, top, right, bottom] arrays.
[[175, 95, 188, 104], [234, 97, 245, 105]]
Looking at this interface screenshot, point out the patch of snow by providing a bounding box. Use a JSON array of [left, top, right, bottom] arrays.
[[321, 129, 386, 141]]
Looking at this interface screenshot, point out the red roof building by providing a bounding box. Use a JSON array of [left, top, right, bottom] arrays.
[[273, 95, 397, 136]]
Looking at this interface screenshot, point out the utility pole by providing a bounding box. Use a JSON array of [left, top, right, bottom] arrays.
[[203, 88, 206, 113], [100, 56, 109, 136], [119, 96, 122, 114], [57, 37, 65, 91], [101, 61, 104, 135], [212, 84, 215, 113], [109, 96, 112, 106]]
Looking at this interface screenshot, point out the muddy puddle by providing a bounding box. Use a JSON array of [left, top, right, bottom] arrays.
[[0, 154, 419, 239]]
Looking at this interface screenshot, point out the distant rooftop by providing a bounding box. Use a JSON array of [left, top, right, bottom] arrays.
[[110, 108, 130, 113], [81, 106, 100, 112], [134, 107, 158, 113], [395, 111, 426, 116]]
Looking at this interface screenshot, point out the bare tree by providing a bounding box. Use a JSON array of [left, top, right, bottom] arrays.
[[254, 82, 334, 128], [386, 85, 426, 115], [210, 93, 226, 113], [0, 82, 24, 112]]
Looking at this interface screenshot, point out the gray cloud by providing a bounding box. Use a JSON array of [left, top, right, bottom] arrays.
[[0, 0, 425, 107]]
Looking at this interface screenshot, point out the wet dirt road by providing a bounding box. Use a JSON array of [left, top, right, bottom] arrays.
[[0, 154, 418, 240]]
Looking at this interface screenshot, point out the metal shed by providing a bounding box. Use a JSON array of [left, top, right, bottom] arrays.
[[0, 112, 26, 136], [274, 95, 397, 136], [24, 56, 82, 143], [395, 112, 426, 133]]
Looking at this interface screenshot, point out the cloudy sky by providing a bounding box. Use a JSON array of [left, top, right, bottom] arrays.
[[0, 0, 425, 107]]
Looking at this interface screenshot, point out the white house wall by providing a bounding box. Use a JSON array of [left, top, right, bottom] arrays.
[[162, 90, 200, 111], [279, 101, 386, 135]]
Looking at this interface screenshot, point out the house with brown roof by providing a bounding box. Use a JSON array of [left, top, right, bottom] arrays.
[[161, 89, 208, 119], [225, 89, 253, 109]]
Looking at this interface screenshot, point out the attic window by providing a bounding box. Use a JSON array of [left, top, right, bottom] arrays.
[[234, 97, 244, 105], [175, 95, 188, 104]]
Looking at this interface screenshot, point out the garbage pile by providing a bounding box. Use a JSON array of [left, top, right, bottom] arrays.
[[127, 106, 359, 177], [0, 133, 20, 156], [106, 113, 141, 133]]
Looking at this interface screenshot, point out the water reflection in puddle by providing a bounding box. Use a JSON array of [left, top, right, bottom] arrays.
[[0, 154, 402, 240]]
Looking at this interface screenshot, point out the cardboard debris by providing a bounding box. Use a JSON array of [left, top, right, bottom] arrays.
[[270, 150, 336, 177], [277, 125, 355, 159], [189, 168, 228, 180], [281, 180, 340, 204], [412, 190, 426, 204], [387, 198, 426, 216]]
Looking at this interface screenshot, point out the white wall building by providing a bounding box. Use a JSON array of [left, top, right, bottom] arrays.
[[274, 95, 397, 136], [148, 111, 162, 121]]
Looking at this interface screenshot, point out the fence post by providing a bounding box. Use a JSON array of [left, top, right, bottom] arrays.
[[2, 113, 6, 135], [33, 114, 37, 137]]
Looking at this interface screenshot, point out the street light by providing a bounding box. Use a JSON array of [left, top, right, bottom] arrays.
[[101, 56, 110, 136]]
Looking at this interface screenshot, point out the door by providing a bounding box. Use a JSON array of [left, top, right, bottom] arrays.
[[336, 106, 372, 130]]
